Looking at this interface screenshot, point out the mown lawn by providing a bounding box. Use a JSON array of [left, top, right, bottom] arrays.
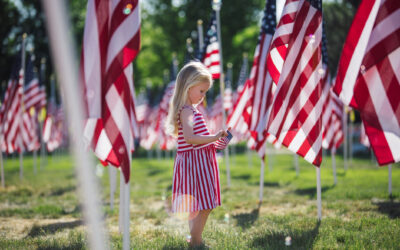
[[0, 148, 399, 249]]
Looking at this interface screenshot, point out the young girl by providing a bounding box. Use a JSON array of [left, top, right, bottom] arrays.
[[166, 61, 230, 247]]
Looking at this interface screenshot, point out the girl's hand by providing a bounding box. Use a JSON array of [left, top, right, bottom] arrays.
[[216, 127, 232, 139]]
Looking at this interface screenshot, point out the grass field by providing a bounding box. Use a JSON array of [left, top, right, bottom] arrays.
[[0, 148, 399, 249]]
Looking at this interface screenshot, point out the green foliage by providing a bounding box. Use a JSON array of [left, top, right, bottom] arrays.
[[323, 1, 356, 75], [138, 0, 265, 90]]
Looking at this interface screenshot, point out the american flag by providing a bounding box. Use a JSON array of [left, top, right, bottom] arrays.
[[43, 83, 66, 152], [81, 0, 140, 182], [227, 81, 253, 144], [202, 11, 220, 79], [227, 0, 277, 158], [226, 56, 250, 144], [234, 55, 249, 101], [321, 87, 344, 151], [223, 72, 233, 113], [155, 81, 175, 150], [333, 0, 400, 165], [320, 24, 344, 151], [208, 94, 224, 134], [246, 0, 277, 159], [266, 0, 325, 166], [135, 91, 149, 124], [24, 56, 46, 112], [0, 54, 26, 153]]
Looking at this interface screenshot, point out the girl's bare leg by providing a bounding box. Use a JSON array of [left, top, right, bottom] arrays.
[[189, 209, 212, 246]]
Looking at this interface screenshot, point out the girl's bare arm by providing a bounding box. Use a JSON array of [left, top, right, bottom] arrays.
[[181, 108, 227, 145]]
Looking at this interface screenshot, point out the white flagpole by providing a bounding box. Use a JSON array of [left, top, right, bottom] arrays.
[[109, 166, 117, 210], [197, 19, 204, 50], [213, 0, 230, 188], [247, 146, 252, 167], [123, 173, 131, 250], [33, 110, 37, 174], [267, 144, 272, 172], [119, 170, 125, 233], [316, 167, 322, 220], [0, 151, 4, 188], [19, 148, 23, 180], [259, 158, 265, 203], [294, 153, 299, 176], [156, 144, 161, 162], [41, 1, 109, 248], [343, 106, 348, 171], [349, 116, 353, 165], [39, 118, 46, 169], [388, 164, 392, 197], [331, 148, 337, 185], [19, 33, 27, 181], [33, 149, 37, 175]]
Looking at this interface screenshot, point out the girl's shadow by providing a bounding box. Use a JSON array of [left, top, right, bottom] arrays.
[[232, 206, 260, 230]]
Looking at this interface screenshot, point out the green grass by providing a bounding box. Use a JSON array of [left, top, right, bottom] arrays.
[[0, 148, 399, 249]]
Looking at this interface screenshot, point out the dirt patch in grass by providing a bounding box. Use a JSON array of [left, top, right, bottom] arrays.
[[0, 217, 83, 239]]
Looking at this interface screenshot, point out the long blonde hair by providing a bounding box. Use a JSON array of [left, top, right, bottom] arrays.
[[165, 61, 212, 137]]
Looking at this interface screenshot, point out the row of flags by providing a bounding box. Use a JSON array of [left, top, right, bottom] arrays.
[[0, 52, 65, 155], [140, 0, 398, 168], [3, 0, 397, 176]]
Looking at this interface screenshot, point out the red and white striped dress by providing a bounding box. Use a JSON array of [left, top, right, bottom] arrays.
[[172, 105, 229, 213]]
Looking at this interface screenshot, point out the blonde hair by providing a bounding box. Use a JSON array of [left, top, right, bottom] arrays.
[[165, 61, 212, 136]]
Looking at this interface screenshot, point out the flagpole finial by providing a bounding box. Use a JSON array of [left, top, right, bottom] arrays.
[[243, 52, 248, 58], [186, 38, 192, 44], [227, 62, 232, 68], [212, 0, 222, 11], [22, 33, 27, 39], [197, 19, 203, 25], [41, 57, 46, 64]]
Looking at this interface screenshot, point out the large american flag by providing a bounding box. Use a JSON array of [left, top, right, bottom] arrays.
[[226, 0, 277, 158], [246, 0, 277, 159], [202, 11, 220, 79], [333, 0, 400, 165], [81, 0, 140, 182], [266, 0, 325, 166]]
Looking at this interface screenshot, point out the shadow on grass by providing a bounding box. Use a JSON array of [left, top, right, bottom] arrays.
[[233, 207, 260, 230], [373, 199, 400, 219], [251, 221, 321, 249], [293, 185, 334, 198], [41, 185, 75, 197], [27, 220, 83, 237], [148, 168, 166, 176], [232, 174, 252, 180], [250, 181, 280, 187]]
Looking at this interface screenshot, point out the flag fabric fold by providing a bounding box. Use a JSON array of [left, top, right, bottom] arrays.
[[81, 0, 141, 182], [266, 0, 325, 166], [333, 0, 400, 165]]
